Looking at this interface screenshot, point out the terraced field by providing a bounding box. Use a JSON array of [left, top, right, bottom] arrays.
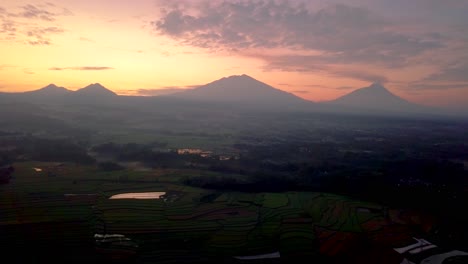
[[95, 189, 433, 263], [1, 162, 435, 263]]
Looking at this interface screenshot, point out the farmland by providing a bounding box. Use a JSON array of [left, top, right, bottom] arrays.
[[1, 162, 435, 263]]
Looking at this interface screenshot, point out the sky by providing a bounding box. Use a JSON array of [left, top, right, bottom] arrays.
[[1, 0, 467, 109]]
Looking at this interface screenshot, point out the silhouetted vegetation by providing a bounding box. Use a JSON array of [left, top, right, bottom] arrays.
[[0, 136, 95, 164], [98, 161, 124, 171]]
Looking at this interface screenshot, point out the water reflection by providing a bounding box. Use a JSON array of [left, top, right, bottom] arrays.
[[109, 192, 166, 199]]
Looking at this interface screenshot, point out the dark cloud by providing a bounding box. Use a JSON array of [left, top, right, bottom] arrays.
[[19, 4, 56, 21], [424, 61, 468, 82], [12, 4, 73, 21], [0, 4, 70, 45], [407, 83, 468, 90], [28, 40, 50, 45], [152, 1, 443, 67], [328, 69, 388, 84], [26, 26, 64, 45], [258, 54, 325, 72], [0, 19, 17, 38], [80, 66, 113, 71], [150, 1, 468, 87], [255, 53, 389, 83], [49, 66, 114, 71]]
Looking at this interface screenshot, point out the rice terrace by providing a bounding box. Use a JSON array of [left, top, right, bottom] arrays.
[[2, 161, 465, 263]]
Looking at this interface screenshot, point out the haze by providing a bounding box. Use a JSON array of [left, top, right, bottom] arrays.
[[1, 0, 468, 110], [1, 2, 468, 263]]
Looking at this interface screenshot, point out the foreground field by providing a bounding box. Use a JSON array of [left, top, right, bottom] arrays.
[[0, 162, 443, 263]]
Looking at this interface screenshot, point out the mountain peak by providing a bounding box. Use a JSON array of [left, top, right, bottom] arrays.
[[170, 74, 309, 107], [40, 83, 68, 91], [328, 82, 423, 113], [24, 83, 70, 95], [221, 74, 255, 82], [44, 83, 58, 89], [230, 74, 252, 78], [363, 82, 393, 95], [369, 82, 386, 89], [83, 83, 107, 90], [76, 83, 117, 96]]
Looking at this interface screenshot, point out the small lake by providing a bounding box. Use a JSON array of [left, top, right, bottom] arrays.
[[109, 192, 166, 199]]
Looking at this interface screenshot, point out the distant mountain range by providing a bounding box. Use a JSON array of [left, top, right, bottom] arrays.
[[24, 84, 71, 95], [0, 75, 450, 116], [0, 82, 117, 104]]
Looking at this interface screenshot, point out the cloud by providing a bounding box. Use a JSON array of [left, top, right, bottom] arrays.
[[255, 53, 389, 83], [135, 85, 199, 96], [49, 66, 114, 71], [424, 61, 468, 82], [407, 83, 468, 90], [149, 0, 468, 87], [26, 26, 64, 45], [152, 1, 443, 68], [257, 54, 326, 72], [0, 18, 17, 38], [18, 4, 56, 21], [0, 4, 71, 45], [328, 69, 388, 83], [12, 4, 73, 21]]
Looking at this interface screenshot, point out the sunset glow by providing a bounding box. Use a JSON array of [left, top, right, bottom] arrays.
[[1, 0, 467, 108]]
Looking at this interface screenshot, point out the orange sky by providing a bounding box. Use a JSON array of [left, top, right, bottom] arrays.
[[1, 0, 467, 109]]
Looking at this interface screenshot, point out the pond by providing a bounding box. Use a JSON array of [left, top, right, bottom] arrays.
[[109, 192, 166, 199]]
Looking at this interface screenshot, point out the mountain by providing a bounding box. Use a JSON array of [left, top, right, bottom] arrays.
[[74, 83, 117, 97], [169, 74, 311, 108], [24, 84, 71, 96], [0, 84, 72, 103], [326, 83, 428, 113]]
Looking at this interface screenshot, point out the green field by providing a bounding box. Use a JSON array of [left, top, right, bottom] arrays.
[[0, 162, 430, 263]]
